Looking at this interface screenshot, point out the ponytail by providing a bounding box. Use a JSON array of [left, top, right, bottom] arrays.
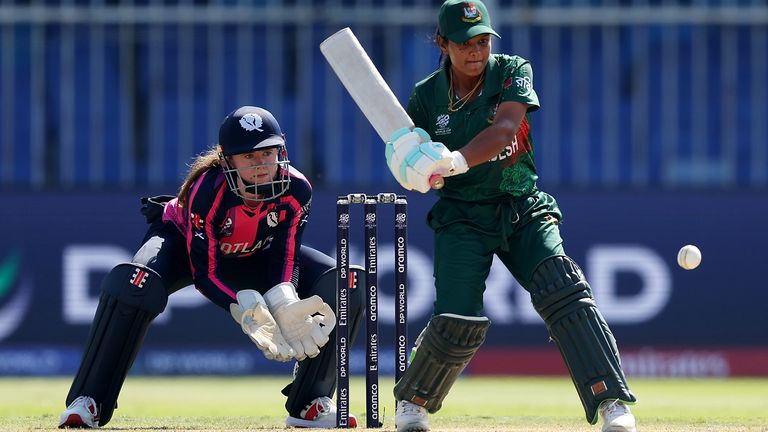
[[177, 146, 221, 208]]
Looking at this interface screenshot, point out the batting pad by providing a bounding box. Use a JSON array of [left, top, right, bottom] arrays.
[[529, 256, 637, 423], [394, 313, 490, 413]]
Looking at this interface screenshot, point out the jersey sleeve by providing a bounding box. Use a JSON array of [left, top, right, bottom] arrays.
[[501, 59, 540, 112], [406, 89, 430, 131], [268, 197, 309, 287], [185, 171, 239, 309], [263, 187, 311, 290]]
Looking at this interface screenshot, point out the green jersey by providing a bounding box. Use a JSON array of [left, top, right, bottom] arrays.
[[406, 54, 540, 201]]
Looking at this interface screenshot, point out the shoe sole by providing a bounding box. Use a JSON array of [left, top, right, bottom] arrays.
[[286, 415, 358, 429], [59, 414, 92, 429], [397, 427, 429, 432], [396, 424, 429, 432]]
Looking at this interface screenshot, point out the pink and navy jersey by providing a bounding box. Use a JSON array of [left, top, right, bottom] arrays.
[[162, 165, 312, 309]]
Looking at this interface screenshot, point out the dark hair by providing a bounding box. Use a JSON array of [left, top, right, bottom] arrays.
[[177, 146, 221, 208], [433, 27, 452, 68]]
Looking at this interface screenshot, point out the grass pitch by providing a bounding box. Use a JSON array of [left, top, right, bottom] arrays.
[[1, 376, 766, 431]]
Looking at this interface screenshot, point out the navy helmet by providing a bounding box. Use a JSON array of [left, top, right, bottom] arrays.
[[218, 106, 290, 201]]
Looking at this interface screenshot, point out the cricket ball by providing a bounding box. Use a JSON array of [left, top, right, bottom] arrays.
[[677, 245, 702, 270]]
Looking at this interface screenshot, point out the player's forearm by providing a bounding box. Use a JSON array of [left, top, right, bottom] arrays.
[[271, 226, 302, 284], [459, 122, 518, 167], [194, 275, 237, 310]]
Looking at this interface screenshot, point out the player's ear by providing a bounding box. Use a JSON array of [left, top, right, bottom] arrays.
[[436, 34, 448, 53]]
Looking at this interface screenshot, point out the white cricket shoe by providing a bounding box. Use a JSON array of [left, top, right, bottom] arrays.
[[286, 396, 357, 428], [600, 399, 637, 432], [395, 400, 429, 432], [59, 395, 99, 428]]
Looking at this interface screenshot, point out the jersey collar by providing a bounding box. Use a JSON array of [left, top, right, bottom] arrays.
[[436, 55, 502, 110]]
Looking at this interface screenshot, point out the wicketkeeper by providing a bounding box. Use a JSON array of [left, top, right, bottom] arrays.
[[59, 106, 365, 429]]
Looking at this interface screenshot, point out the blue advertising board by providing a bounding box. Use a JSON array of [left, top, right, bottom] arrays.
[[1, 188, 766, 376]]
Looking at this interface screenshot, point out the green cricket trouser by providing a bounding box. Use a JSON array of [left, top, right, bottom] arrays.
[[428, 191, 565, 316]]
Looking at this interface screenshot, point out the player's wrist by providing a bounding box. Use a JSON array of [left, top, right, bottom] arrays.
[[449, 150, 469, 175], [263, 282, 299, 312], [229, 289, 268, 326]]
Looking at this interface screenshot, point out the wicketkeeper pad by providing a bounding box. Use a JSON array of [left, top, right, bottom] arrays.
[[529, 255, 636, 423], [393, 313, 490, 413], [283, 265, 366, 418], [66, 263, 167, 426]]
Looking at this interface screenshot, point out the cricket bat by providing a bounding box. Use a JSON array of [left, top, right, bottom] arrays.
[[320, 27, 444, 190]]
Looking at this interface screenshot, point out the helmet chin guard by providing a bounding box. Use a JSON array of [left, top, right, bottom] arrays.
[[220, 148, 291, 202]]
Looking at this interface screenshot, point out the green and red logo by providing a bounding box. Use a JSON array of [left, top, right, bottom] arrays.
[[461, 4, 482, 23], [0, 251, 32, 341]]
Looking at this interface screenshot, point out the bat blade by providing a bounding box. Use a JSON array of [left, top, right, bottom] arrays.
[[320, 27, 444, 189], [320, 27, 413, 142]]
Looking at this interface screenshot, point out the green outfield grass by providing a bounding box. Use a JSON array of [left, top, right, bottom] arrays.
[[1, 376, 766, 431]]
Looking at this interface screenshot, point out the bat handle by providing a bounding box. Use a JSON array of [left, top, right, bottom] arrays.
[[429, 174, 445, 190]]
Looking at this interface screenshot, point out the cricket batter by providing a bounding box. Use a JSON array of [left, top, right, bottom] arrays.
[[59, 106, 364, 429], [385, 1, 638, 431]]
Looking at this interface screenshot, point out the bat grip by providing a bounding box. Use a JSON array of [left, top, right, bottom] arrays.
[[429, 174, 445, 190]]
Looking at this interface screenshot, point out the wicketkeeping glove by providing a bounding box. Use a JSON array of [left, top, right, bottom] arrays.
[[263, 282, 336, 361], [229, 290, 296, 362], [385, 127, 469, 193]]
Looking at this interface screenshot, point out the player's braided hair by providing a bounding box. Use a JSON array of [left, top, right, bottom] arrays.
[[176, 145, 222, 208]]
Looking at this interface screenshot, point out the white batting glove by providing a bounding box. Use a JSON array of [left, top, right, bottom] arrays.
[[229, 290, 296, 362], [385, 128, 469, 193], [445, 149, 469, 176], [410, 142, 469, 192], [263, 283, 336, 361], [385, 127, 428, 190]]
